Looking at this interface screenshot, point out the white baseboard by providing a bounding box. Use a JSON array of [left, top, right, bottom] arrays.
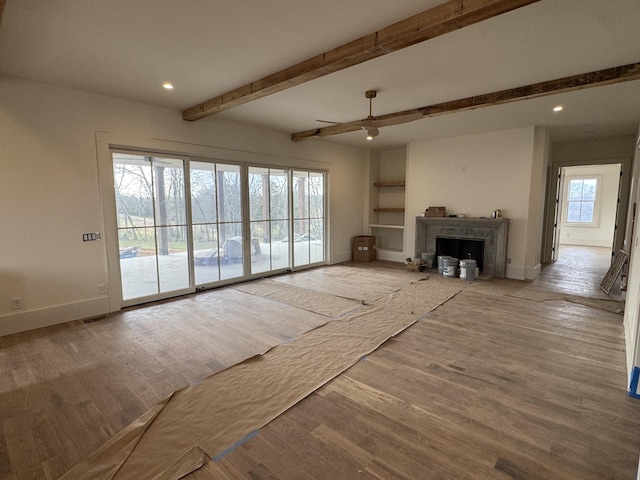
[[506, 263, 541, 280], [0, 296, 110, 336], [525, 263, 542, 280], [506, 265, 526, 280], [331, 251, 353, 264], [560, 239, 611, 247]]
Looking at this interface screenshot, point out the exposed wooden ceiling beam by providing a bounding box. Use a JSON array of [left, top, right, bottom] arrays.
[[0, 0, 7, 28], [290, 62, 640, 141], [182, 0, 541, 121]]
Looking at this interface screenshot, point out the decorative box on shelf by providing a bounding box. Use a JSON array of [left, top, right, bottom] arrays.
[[425, 207, 446, 217]]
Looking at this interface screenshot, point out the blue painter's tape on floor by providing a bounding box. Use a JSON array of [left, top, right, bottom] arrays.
[[213, 430, 259, 462], [629, 366, 640, 400]]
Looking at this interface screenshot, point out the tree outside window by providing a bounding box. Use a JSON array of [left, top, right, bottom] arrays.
[[566, 177, 598, 224]]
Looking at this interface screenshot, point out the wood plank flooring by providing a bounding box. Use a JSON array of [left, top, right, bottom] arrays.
[[203, 265, 639, 479], [2, 245, 639, 479]]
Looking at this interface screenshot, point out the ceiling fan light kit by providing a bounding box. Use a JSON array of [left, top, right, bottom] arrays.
[[366, 127, 379, 140], [364, 90, 379, 141]]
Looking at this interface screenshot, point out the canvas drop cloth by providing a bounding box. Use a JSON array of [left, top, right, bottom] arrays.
[[60, 274, 464, 480]]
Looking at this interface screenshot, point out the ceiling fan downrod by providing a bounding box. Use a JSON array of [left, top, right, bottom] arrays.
[[365, 90, 379, 140]]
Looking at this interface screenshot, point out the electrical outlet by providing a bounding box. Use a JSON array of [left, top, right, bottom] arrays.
[[11, 298, 22, 310], [97, 284, 107, 295]]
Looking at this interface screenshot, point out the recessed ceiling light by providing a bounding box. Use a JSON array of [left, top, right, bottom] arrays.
[[162, 82, 174, 90], [553, 105, 563, 112]]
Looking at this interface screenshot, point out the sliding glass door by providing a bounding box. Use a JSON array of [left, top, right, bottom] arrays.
[[112, 150, 326, 305], [293, 170, 325, 267], [249, 166, 290, 275], [191, 161, 245, 286], [113, 153, 190, 302]]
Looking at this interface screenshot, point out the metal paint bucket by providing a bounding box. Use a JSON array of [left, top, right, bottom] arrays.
[[460, 259, 477, 280], [437, 255, 450, 274], [443, 257, 458, 277]]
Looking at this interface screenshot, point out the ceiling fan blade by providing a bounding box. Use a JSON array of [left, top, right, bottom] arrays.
[[291, 110, 425, 141], [366, 111, 424, 128]]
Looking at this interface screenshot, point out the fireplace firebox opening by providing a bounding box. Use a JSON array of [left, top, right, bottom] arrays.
[[436, 237, 485, 273]]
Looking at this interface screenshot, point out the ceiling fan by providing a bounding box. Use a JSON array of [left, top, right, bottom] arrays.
[[362, 90, 380, 140], [296, 90, 425, 142], [315, 90, 381, 140]]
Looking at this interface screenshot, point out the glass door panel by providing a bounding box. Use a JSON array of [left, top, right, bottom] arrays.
[[271, 219, 290, 270], [191, 161, 245, 285], [249, 166, 290, 275], [113, 153, 190, 302], [191, 162, 221, 285], [293, 170, 325, 267], [217, 164, 245, 281]]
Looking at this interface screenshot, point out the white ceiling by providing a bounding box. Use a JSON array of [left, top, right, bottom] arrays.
[[1, 0, 639, 150]]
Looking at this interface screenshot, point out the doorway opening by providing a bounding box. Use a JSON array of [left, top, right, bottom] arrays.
[[549, 163, 622, 295], [552, 164, 621, 256]]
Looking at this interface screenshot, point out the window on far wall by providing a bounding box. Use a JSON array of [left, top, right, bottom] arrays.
[[565, 176, 599, 225]]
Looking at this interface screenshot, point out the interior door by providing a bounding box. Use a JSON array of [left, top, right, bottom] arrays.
[[612, 164, 624, 260], [551, 167, 564, 262]]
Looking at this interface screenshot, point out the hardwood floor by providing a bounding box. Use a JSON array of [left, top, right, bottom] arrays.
[[2, 246, 639, 479], [531, 245, 623, 300], [203, 247, 639, 480]]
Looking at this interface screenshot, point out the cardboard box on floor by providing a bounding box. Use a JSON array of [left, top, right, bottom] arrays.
[[353, 235, 376, 262]]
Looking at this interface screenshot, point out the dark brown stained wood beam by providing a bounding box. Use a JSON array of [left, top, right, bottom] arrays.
[[0, 0, 7, 28], [182, 0, 541, 121], [290, 62, 640, 141]]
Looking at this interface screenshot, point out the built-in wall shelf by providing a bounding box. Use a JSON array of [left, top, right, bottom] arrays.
[[369, 224, 405, 230], [369, 149, 407, 262], [374, 181, 406, 187], [374, 207, 405, 213]]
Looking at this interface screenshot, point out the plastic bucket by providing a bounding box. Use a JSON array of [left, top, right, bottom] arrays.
[[437, 255, 450, 274], [421, 252, 435, 269], [443, 257, 458, 277], [459, 259, 477, 280]]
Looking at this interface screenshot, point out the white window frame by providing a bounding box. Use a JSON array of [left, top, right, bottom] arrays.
[[562, 174, 601, 228]]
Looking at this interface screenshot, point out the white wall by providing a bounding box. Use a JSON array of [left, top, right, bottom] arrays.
[[624, 124, 640, 386], [0, 75, 368, 335], [404, 127, 547, 280], [525, 126, 550, 276], [559, 164, 620, 247]]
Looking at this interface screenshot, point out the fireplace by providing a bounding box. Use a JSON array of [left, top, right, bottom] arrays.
[[415, 217, 509, 278], [436, 237, 485, 272]]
